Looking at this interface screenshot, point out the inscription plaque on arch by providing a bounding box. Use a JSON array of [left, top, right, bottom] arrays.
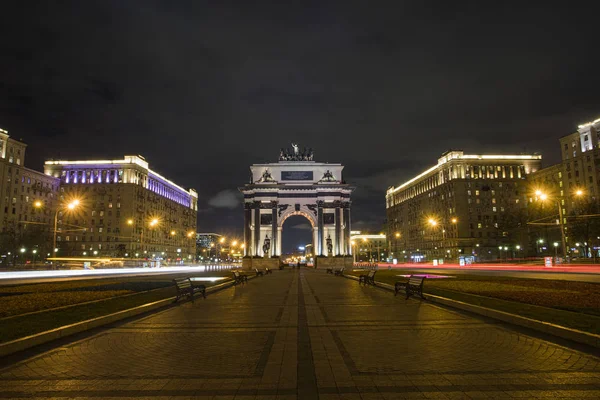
[[281, 171, 313, 181]]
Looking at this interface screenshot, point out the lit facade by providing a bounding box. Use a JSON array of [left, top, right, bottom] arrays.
[[350, 232, 387, 262], [44, 155, 198, 260], [386, 151, 542, 261], [0, 129, 61, 262], [528, 117, 600, 257], [558, 118, 600, 208]]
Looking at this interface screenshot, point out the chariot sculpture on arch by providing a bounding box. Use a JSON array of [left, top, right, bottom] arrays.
[[278, 143, 314, 161]]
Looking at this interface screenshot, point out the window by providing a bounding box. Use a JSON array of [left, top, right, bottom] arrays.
[[475, 190, 480, 196], [492, 207, 497, 212]]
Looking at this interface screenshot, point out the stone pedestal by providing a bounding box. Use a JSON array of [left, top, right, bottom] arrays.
[[314, 256, 354, 269], [242, 257, 281, 271]]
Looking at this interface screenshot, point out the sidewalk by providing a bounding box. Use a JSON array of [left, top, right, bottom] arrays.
[[0, 268, 598, 399]]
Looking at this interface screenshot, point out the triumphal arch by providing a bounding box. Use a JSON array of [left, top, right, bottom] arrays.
[[240, 144, 355, 269]]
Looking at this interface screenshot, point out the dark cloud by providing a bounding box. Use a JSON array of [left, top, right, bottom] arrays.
[[207, 190, 241, 209], [1, 1, 599, 237]]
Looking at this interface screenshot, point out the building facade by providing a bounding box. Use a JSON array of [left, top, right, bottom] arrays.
[[528, 116, 600, 257], [386, 151, 542, 261], [0, 128, 61, 264], [44, 155, 197, 261], [350, 232, 387, 262]]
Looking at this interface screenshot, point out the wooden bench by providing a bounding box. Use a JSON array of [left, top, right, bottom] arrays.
[[173, 278, 206, 302], [359, 270, 376, 285], [326, 267, 334, 274], [334, 267, 344, 276], [233, 271, 248, 285], [254, 268, 264, 277], [395, 275, 426, 299], [265, 267, 273, 274]]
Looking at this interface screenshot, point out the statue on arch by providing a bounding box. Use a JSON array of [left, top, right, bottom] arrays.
[[326, 234, 333, 256], [259, 168, 276, 183], [291, 143, 299, 158], [263, 234, 271, 256]]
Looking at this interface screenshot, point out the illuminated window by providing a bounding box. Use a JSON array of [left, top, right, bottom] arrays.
[[475, 190, 479, 196], [492, 207, 497, 212], [477, 223, 482, 229]]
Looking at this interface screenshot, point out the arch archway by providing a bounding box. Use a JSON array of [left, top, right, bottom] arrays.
[[279, 214, 314, 261], [239, 144, 355, 268]]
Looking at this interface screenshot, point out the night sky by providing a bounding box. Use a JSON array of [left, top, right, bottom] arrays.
[[1, 2, 600, 252]]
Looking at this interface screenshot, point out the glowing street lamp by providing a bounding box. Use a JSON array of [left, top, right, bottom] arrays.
[[428, 218, 437, 227], [534, 189, 567, 259], [170, 230, 176, 236], [53, 198, 81, 254]]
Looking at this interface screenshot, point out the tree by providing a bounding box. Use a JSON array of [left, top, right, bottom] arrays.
[[568, 198, 600, 260]]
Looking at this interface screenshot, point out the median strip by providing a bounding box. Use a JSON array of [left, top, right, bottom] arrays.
[[339, 269, 600, 349]]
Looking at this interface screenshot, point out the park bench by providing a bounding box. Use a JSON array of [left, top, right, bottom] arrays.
[[265, 267, 272, 274], [334, 267, 344, 276], [254, 268, 264, 277], [359, 270, 376, 285], [326, 267, 334, 274], [173, 278, 206, 302], [233, 270, 248, 285], [395, 275, 426, 299]]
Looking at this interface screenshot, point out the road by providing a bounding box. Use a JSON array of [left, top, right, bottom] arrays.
[[378, 262, 600, 282], [2, 262, 600, 286], [0, 265, 235, 286]]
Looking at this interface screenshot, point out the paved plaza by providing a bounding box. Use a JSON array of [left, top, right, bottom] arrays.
[[0, 269, 599, 399]]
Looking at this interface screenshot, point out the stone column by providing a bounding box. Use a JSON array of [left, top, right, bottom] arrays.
[[317, 201, 324, 256], [277, 227, 282, 256], [335, 202, 341, 255], [253, 203, 260, 257], [344, 203, 351, 255], [243, 203, 252, 257], [271, 201, 278, 257]]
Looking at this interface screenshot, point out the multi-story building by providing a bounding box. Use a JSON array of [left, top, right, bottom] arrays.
[[0, 128, 60, 264], [528, 117, 600, 258], [196, 232, 222, 260], [44, 155, 198, 261], [559, 117, 600, 208], [349, 232, 387, 262], [386, 151, 542, 261]]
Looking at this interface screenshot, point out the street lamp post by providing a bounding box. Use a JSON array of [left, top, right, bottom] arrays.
[[52, 199, 81, 255], [535, 190, 568, 261]]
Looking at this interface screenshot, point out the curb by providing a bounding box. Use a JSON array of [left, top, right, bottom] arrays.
[[338, 273, 600, 349], [0, 275, 257, 357]]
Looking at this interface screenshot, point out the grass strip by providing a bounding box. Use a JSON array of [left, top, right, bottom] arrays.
[[0, 279, 228, 344], [347, 269, 600, 335]]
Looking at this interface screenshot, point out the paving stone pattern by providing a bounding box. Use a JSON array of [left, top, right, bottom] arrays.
[[1, 269, 599, 399]]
